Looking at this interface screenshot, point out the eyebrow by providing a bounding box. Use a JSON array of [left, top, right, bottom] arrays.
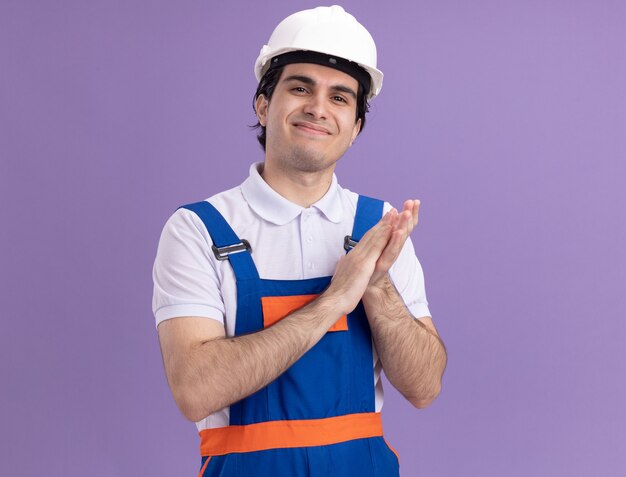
[[282, 74, 357, 100]]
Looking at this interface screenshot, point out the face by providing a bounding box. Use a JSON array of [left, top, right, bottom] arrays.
[[255, 63, 362, 175]]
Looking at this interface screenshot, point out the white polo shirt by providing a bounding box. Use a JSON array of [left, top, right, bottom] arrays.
[[152, 163, 431, 430]]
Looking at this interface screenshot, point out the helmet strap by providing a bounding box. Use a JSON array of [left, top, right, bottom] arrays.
[[266, 50, 371, 97]]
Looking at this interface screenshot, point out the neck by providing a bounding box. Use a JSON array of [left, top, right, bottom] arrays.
[[260, 161, 335, 208]]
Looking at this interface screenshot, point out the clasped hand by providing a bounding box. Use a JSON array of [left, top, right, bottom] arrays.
[[325, 200, 420, 315]]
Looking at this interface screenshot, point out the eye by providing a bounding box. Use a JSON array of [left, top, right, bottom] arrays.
[[332, 95, 348, 104], [292, 86, 308, 94]]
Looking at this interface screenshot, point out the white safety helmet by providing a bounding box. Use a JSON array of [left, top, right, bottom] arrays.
[[254, 5, 383, 100]]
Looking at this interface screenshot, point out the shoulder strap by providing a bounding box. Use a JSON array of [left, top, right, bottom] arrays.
[[345, 195, 384, 251], [179, 201, 259, 280]]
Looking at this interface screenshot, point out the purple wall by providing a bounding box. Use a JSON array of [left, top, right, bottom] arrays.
[[2, 1, 625, 475]]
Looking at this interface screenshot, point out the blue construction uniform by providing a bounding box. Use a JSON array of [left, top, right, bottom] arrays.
[[181, 195, 400, 477]]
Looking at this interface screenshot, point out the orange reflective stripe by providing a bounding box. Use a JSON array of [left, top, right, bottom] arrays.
[[197, 457, 211, 477], [261, 294, 348, 331], [199, 412, 383, 456]]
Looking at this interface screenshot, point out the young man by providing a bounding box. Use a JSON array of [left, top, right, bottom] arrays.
[[153, 6, 446, 476]]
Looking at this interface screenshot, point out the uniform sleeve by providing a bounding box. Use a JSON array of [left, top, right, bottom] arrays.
[[152, 208, 225, 327], [384, 202, 431, 319]]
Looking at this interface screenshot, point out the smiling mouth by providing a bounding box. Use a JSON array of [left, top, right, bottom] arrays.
[[293, 122, 331, 135]]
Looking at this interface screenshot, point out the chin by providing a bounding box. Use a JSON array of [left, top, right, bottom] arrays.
[[294, 153, 340, 174]]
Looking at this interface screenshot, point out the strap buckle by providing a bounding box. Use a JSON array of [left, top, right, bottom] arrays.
[[343, 235, 358, 252], [212, 239, 252, 261]]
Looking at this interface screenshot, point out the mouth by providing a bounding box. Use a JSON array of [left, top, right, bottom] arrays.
[[293, 121, 331, 136]]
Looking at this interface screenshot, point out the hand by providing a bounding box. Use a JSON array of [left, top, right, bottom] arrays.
[[323, 210, 395, 315], [367, 199, 420, 289]]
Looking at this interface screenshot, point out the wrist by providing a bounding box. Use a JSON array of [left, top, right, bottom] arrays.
[[364, 274, 393, 300], [316, 289, 352, 321], [362, 277, 408, 325]]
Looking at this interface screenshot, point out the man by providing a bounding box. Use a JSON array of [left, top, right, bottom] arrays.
[[153, 6, 446, 476]]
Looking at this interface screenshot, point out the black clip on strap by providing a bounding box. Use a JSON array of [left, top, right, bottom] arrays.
[[212, 239, 252, 261], [343, 235, 358, 252]]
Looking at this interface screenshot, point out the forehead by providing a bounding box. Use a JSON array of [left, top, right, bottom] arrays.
[[279, 63, 359, 91]]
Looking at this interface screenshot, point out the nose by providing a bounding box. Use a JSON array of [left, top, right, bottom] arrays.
[[302, 92, 327, 120]]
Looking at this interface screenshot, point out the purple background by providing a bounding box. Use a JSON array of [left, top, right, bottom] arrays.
[[2, 1, 625, 475]]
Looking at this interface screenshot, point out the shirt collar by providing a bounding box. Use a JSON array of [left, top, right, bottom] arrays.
[[241, 163, 344, 226]]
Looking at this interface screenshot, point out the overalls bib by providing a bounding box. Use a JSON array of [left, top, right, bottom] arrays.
[[181, 195, 400, 477]]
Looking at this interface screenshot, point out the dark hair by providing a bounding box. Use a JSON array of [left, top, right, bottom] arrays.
[[252, 66, 370, 150]]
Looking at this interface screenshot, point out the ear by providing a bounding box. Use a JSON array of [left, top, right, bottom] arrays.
[[349, 118, 362, 146], [255, 94, 269, 127]]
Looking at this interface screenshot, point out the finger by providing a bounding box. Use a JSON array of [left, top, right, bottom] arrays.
[[401, 200, 419, 232], [395, 209, 412, 238], [358, 209, 392, 242], [403, 200, 418, 228], [371, 228, 406, 282], [381, 208, 414, 264], [352, 209, 395, 255]]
